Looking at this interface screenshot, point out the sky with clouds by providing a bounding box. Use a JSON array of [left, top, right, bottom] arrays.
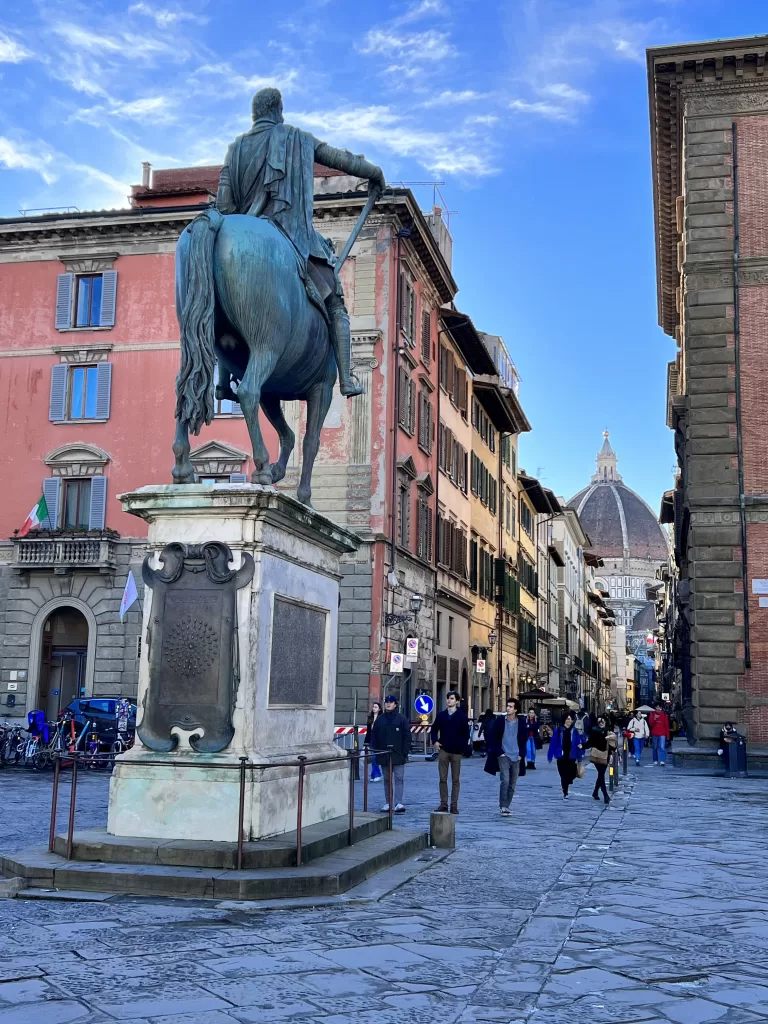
[[0, 0, 763, 507]]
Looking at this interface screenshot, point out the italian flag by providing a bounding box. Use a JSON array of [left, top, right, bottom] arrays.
[[19, 495, 49, 537]]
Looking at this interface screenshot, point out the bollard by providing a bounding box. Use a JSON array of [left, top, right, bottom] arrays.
[[622, 737, 628, 776], [347, 750, 356, 846], [430, 810, 455, 849], [608, 757, 615, 793]]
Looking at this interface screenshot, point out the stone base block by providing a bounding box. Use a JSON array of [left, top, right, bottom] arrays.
[[429, 811, 455, 849], [108, 748, 349, 842]]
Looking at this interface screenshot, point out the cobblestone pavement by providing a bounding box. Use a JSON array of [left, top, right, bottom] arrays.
[[0, 754, 767, 1023]]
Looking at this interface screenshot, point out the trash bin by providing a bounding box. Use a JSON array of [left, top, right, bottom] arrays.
[[724, 736, 747, 778]]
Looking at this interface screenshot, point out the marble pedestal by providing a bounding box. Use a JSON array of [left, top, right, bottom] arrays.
[[107, 484, 359, 843]]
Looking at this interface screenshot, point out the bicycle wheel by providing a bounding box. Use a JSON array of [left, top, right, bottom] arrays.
[[34, 749, 51, 771]]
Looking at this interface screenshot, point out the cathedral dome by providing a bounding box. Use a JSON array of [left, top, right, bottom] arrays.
[[569, 433, 668, 562]]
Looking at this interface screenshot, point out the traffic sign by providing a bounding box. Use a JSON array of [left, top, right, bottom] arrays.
[[405, 637, 419, 661], [414, 693, 434, 716], [476, 658, 486, 674], [389, 652, 404, 674]]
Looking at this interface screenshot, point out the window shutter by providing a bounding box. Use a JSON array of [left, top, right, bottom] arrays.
[[409, 379, 415, 433], [55, 274, 74, 330], [49, 364, 68, 421], [229, 473, 248, 483], [100, 270, 118, 327], [88, 476, 108, 530], [42, 478, 60, 530], [398, 368, 407, 425], [405, 488, 411, 546], [421, 308, 431, 363], [469, 540, 477, 590], [426, 506, 433, 563], [95, 362, 112, 419]]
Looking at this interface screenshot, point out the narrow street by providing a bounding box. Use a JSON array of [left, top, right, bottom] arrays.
[[0, 758, 766, 1023]]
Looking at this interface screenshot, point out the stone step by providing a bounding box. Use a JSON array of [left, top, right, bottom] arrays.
[[51, 813, 388, 870], [2, 828, 427, 901]]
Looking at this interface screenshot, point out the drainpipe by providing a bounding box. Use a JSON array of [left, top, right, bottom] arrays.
[[731, 123, 751, 669], [497, 434, 505, 710]]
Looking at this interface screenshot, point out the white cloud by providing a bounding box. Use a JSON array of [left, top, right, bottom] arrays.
[[466, 114, 498, 126], [540, 82, 588, 103], [128, 3, 208, 27], [509, 99, 571, 121], [0, 137, 57, 184], [359, 28, 455, 64], [51, 22, 188, 62], [75, 94, 176, 127], [0, 31, 32, 63], [191, 63, 300, 98], [422, 89, 489, 108], [293, 104, 497, 177], [393, 0, 446, 26]]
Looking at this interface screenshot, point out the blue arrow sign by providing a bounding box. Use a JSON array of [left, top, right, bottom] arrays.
[[414, 694, 434, 716]]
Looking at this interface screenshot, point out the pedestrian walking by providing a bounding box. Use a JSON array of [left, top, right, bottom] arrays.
[[648, 703, 670, 766], [365, 701, 383, 781], [484, 698, 527, 816], [547, 713, 585, 799], [477, 708, 495, 750], [585, 715, 617, 804], [369, 694, 411, 813], [524, 709, 541, 769], [430, 691, 470, 814], [627, 710, 649, 765]]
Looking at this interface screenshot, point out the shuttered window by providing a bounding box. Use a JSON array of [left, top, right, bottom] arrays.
[[417, 498, 433, 562], [398, 476, 411, 548], [49, 362, 113, 422], [437, 515, 468, 578], [469, 539, 478, 591], [421, 308, 431, 365], [418, 388, 433, 454], [398, 369, 416, 434], [55, 271, 117, 330], [88, 476, 108, 530]]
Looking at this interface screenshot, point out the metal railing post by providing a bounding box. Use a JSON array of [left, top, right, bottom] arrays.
[[622, 736, 628, 776], [49, 752, 61, 852], [296, 755, 307, 866], [348, 750, 356, 846], [237, 756, 248, 870], [387, 746, 394, 831], [363, 746, 369, 813], [66, 754, 79, 860]]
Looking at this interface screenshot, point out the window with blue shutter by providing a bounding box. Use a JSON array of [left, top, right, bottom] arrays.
[[55, 274, 74, 330], [95, 363, 112, 419], [229, 473, 248, 483], [99, 271, 117, 327], [88, 476, 108, 530], [42, 478, 61, 530], [49, 365, 67, 422]]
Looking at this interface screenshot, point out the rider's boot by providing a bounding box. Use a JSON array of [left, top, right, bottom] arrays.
[[327, 295, 364, 397]]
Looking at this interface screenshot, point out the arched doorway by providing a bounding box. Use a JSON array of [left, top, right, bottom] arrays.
[[38, 608, 89, 719]]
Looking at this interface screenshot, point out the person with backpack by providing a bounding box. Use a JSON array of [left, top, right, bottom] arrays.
[[627, 710, 650, 765], [585, 715, 617, 804], [369, 695, 411, 813], [648, 703, 670, 766]]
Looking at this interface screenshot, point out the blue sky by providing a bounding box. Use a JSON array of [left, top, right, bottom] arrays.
[[0, 0, 761, 509]]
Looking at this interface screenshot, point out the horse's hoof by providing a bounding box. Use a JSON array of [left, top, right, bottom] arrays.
[[172, 466, 195, 484], [270, 462, 287, 484], [251, 470, 274, 486], [297, 489, 313, 507]]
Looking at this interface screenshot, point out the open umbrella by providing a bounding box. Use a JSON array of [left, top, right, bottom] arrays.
[[541, 698, 580, 711], [635, 704, 655, 713]]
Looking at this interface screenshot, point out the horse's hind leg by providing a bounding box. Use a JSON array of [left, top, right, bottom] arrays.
[[298, 374, 334, 506], [260, 395, 295, 484], [238, 356, 274, 486], [172, 418, 195, 483]]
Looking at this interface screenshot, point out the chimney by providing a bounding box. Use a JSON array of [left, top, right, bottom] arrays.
[[141, 161, 152, 188]]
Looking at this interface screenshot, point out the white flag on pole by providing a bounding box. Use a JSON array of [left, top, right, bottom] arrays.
[[120, 570, 139, 622]]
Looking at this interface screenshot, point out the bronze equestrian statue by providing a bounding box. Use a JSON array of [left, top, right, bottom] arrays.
[[172, 87, 385, 505]]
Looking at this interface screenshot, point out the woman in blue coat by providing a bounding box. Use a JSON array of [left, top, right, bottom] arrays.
[[547, 712, 584, 799]]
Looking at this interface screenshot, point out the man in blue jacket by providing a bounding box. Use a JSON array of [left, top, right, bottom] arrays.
[[484, 698, 527, 816], [430, 691, 470, 814]]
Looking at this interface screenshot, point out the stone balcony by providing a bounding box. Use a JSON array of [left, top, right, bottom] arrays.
[[11, 532, 118, 574]]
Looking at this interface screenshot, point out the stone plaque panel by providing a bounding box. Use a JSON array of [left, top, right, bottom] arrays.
[[268, 596, 327, 706]]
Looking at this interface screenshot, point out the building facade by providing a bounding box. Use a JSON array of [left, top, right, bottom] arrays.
[[649, 35, 768, 741]]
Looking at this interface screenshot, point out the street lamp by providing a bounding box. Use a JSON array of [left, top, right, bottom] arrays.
[[410, 593, 423, 616], [488, 630, 497, 648]]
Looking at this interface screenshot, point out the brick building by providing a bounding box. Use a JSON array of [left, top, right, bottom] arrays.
[[649, 34, 768, 741]]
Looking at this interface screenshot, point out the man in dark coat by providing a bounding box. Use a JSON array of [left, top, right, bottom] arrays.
[[484, 698, 527, 816], [430, 691, 470, 814], [369, 694, 411, 813]]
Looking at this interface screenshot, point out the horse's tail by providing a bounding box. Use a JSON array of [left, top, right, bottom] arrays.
[[175, 208, 224, 434]]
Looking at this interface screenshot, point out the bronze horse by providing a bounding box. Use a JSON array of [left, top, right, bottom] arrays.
[[171, 208, 339, 506]]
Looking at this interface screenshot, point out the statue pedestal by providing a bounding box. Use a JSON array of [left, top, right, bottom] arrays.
[[107, 484, 359, 842]]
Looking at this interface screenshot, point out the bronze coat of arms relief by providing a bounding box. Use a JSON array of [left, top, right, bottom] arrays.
[[139, 542, 254, 752]]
